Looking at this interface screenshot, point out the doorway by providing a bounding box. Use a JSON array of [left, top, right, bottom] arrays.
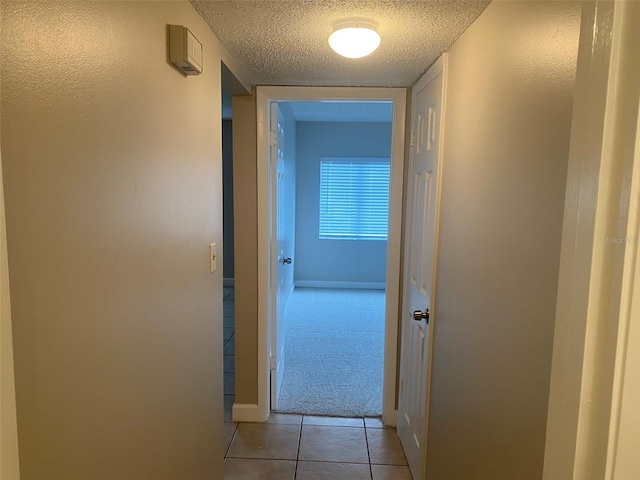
[[221, 87, 235, 419], [273, 101, 393, 417], [220, 59, 251, 432], [255, 86, 407, 425]]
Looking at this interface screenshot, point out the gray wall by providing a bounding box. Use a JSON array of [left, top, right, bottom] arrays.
[[424, 1, 581, 478], [0, 1, 248, 477], [294, 122, 392, 285], [222, 119, 235, 280]]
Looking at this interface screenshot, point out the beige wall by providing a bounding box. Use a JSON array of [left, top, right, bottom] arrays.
[[1, 1, 247, 478], [231, 94, 259, 405], [1, 76, 21, 479], [425, 1, 581, 478]]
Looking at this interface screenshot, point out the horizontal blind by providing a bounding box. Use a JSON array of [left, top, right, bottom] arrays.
[[319, 157, 390, 240]]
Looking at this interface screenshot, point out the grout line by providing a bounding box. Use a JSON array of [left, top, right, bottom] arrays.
[[300, 426, 367, 430], [223, 423, 238, 459], [365, 424, 374, 479], [293, 418, 304, 479], [288, 459, 370, 466]]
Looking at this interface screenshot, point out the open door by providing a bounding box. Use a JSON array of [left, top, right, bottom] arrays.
[[269, 102, 288, 408], [397, 55, 446, 479]]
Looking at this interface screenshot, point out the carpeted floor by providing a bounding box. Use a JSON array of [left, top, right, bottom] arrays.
[[275, 288, 385, 417]]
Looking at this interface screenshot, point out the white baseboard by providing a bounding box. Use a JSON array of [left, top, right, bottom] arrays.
[[286, 282, 295, 302], [295, 280, 386, 290], [232, 403, 260, 422], [223, 277, 235, 287]]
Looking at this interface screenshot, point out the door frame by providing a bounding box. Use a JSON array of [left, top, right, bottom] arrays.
[[255, 86, 407, 424], [543, 0, 640, 477]]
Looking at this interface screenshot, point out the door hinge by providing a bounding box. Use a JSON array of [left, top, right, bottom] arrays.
[[399, 379, 404, 395], [410, 129, 416, 147], [269, 131, 278, 148], [270, 356, 276, 370]]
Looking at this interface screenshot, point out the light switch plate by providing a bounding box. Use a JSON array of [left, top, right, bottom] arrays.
[[209, 243, 217, 273]]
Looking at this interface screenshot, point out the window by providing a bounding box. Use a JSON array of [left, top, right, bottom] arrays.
[[319, 157, 390, 240]]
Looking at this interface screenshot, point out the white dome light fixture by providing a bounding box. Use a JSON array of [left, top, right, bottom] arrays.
[[328, 19, 381, 59]]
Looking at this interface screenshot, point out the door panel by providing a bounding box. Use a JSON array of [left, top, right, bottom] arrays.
[[398, 57, 445, 480], [270, 103, 286, 408]]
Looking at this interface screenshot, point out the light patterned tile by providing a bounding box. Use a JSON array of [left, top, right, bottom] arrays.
[[224, 355, 234, 373], [299, 425, 369, 464], [224, 422, 237, 453], [364, 417, 392, 429], [371, 464, 413, 480], [267, 413, 302, 425], [366, 428, 407, 465], [296, 461, 372, 480], [224, 336, 235, 355], [303, 416, 364, 427], [227, 423, 300, 460], [224, 458, 295, 479], [224, 372, 235, 395], [223, 327, 234, 341]]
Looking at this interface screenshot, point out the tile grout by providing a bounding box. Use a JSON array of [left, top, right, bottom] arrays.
[[223, 423, 238, 459], [224, 421, 411, 479], [293, 420, 303, 479], [364, 424, 374, 480]]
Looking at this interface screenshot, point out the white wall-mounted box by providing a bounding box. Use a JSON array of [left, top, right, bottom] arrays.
[[168, 25, 203, 75]]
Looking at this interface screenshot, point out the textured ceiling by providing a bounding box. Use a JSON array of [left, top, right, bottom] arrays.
[[191, 0, 491, 87]]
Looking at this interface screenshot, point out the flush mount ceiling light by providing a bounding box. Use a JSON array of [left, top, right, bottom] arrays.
[[328, 19, 381, 59]]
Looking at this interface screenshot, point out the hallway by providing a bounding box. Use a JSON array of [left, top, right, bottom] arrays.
[[223, 414, 411, 479], [223, 287, 407, 478], [5, 1, 628, 479]]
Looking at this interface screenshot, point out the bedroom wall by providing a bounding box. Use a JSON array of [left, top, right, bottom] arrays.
[[294, 121, 392, 287]]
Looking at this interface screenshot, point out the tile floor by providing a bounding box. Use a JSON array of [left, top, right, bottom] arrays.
[[224, 414, 411, 480], [223, 286, 235, 420], [222, 287, 412, 479]]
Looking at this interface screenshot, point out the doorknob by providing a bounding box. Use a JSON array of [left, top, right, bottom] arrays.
[[282, 257, 292, 265], [413, 308, 429, 323]]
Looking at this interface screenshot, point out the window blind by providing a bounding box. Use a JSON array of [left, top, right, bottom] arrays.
[[319, 157, 390, 240]]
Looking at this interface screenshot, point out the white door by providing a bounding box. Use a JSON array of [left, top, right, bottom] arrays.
[[270, 102, 287, 408], [397, 55, 446, 480]]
